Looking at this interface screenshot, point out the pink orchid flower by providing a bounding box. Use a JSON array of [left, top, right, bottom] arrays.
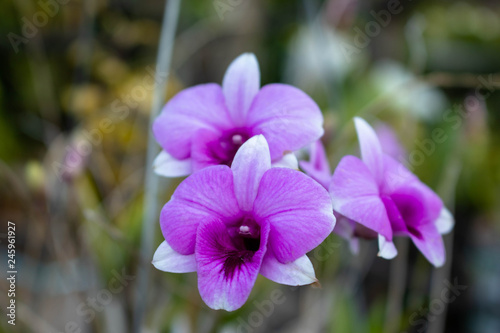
[[300, 122, 408, 254], [153, 135, 335, 311], [329, 117, 454, 267], [152, 53, 324, 177]]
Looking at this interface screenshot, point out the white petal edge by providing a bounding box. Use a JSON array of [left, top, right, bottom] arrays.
[[435, 207, 454, 235], [152, 241, 197, 273], [260, 254, 317, 286], [271, 152, 299, 169], [153, 150, 192, 178], [377, 234, 398, 259]]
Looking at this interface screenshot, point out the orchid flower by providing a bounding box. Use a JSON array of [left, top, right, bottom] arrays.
[[152, 135, 335, 311], [152, 53, 324, 177], [329, 117, 454, 267], [300, 123, 407, 254]]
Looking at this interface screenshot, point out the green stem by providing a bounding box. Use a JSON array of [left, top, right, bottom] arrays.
[[383, 237, 409, 333], [427, 153, 462, 333], [133, 0, 181, 331]]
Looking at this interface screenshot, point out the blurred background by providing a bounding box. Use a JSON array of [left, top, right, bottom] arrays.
[[1, 0, 499, 332]]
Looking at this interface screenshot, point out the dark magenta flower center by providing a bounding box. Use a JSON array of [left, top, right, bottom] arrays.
[[381, 192, 426, 240], [228, 216, 261, 252], [208, 129, 251, 166], [222, 216, 262, 279]]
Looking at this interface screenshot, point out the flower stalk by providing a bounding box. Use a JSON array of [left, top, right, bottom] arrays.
[[133, 0, 181, 331]]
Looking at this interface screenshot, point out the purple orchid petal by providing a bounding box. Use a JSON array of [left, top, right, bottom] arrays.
[[260, 250, 317, 286], [191, 128, 224, 172], [160, 165, 241, 255], [247, 84, 324, 160], [378, 235, 398, 259], [153, 84, 233, 160], [389, 186, 434, 230], [380, 194, 409, 236], [152, 241, 197, 273], [299, 140, 332, 189], [153, 150, 192, 178], [409, 223, 445, 267], [380, 155, 447, 265], [375, 122, 406, 159], [330, 155, 392, 240], [253, 168, 335, 263], [381, 155, 443, 218], [354, 117, 385, 184], [382, 155, 443, 223], [381, 178, 446, 266], [272, 152, 299, 169], [380, 154, 418, 194], [196, 219, 270, 311], [420, 185, 444, 224], [222, 53, 260, 126], [231, 135, 271, 212], [385, 169, 442, 222], [435, 207, 454, 234]]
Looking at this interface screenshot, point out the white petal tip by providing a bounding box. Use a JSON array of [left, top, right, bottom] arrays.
[[233, 135, 270, 162], [435, 207, 454, 235], [272, 152, 299, 169], [260, 255, 318, 286], [152, 241, 197, 273], [377, 250, 398, 260], [235, 52, 257, 63], [353, 117, 368, 129], [153, 150, 192, 178], [432, 260, 445, 268], [428, 248, 446, 268], [378, 235, 398, 259]]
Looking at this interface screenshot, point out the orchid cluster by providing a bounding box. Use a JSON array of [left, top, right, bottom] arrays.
[[151, 53, 454, 311]]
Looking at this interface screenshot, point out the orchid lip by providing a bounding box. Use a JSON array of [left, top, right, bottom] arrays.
[[208, 129, 251, 166], [407, 225, 423, 239], [227, 216, 262, 252], [222, 216, 263, 279]]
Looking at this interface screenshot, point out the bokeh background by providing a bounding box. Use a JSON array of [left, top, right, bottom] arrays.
[[1, 0, 500, 332]]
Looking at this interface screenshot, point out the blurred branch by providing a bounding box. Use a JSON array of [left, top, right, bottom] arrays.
[[383, 238, 409, 333], [301, 0, 341, 110], [427, 144, 463, 333], [356, 71, 500, 122], [405, 14, 427, 74], [17, 302, 59, 333], [325, 0, 352, 28], [133, 0, 181, 331], [14, 0, 61, 143], [424, 72, 500, 89], [83, 209, 134, 249]]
